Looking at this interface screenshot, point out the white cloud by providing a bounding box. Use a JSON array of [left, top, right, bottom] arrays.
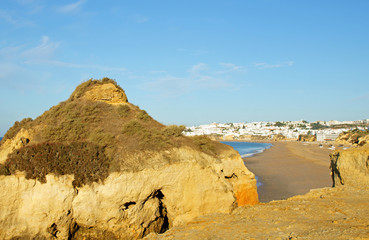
[[22, 36, 60, 63], [217, 62, 245, 74], [188, 63, 208, 75], [58, 0, 87, 13], [143, 63, 232, 97], [254, 61, 294, 69]]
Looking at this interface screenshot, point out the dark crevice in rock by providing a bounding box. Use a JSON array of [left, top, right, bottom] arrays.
[[140, 189, 169, 238], [225, 173, 238, 179], [68, 219, 79, 240], [122, 201, 136, 210], [330, 152, 344, 187], [47, 223, 58, 238]]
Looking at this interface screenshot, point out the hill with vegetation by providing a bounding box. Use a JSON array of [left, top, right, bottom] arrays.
[[0, 78, 230, 187], [0, 78, 258, 239]]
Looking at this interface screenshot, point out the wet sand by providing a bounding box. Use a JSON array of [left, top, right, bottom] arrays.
[[243, 142, 334, 202]]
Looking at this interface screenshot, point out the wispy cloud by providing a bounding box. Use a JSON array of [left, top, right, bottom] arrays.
[[0, 9, 17, 25], [216, 63, 245, 74], [0, 8, 33, 26], [23, 36, 60, 63], [58, 0, 87, 13], [188, 63, 208, 75], [254, 61, 294, 69], [143, 63, 233, 97]]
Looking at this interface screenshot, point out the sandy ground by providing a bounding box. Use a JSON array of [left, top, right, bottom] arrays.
[[147, 187, 369, 240], [243, 141, 335, 202]]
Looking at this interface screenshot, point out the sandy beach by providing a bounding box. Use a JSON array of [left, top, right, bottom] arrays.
[[244, 141, 335, 202]]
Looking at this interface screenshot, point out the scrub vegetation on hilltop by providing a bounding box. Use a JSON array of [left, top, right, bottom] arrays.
[[0, 78, 231, 187]]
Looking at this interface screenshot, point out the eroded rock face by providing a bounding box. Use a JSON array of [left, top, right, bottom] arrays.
[[80, 83, 128, 104], [0, 147, 257, 239], [0, 128, 32, 164], [330, 146, 369, 188]]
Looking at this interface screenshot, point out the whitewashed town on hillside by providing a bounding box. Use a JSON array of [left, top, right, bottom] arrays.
[[184, 119, 369, 141]]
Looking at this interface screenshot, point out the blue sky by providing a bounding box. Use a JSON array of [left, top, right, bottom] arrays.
[[1, 0, 369, 136]]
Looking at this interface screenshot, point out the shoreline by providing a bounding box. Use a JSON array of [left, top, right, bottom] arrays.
[[242, 141, 335, 202]]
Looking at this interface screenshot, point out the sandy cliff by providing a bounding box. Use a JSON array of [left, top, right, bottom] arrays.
[[0, 78, 258, 239], [330, 145, 369, 188]]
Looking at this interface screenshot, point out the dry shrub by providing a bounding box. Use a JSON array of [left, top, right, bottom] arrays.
[[191, 135, 216, 156], [3, 142, 110, 187], [137, 110, 151, 121], [163, 125, 186, 137], [117, 104, 131, 118]]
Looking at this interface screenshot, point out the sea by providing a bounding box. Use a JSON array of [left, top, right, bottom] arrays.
[[221, 141, 272, 187], [221, 141, 272, 158]]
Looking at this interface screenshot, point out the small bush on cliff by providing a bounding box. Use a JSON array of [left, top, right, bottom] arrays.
[[0, 164, 10, 175], [137, 110, 152, 121], [163, 125, 186, 137], [3, 142, 110, 187], [117, 104, 131, 118], [191, 135, 216, 156]]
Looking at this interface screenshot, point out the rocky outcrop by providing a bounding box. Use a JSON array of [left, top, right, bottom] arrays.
[[0, 78, 258, 239], [335, 130, 369, 146], [297, 134, 316, 142], [272, 134, 286, 141], [0, 128, 32, 164], [330, 145, 369, 188]]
